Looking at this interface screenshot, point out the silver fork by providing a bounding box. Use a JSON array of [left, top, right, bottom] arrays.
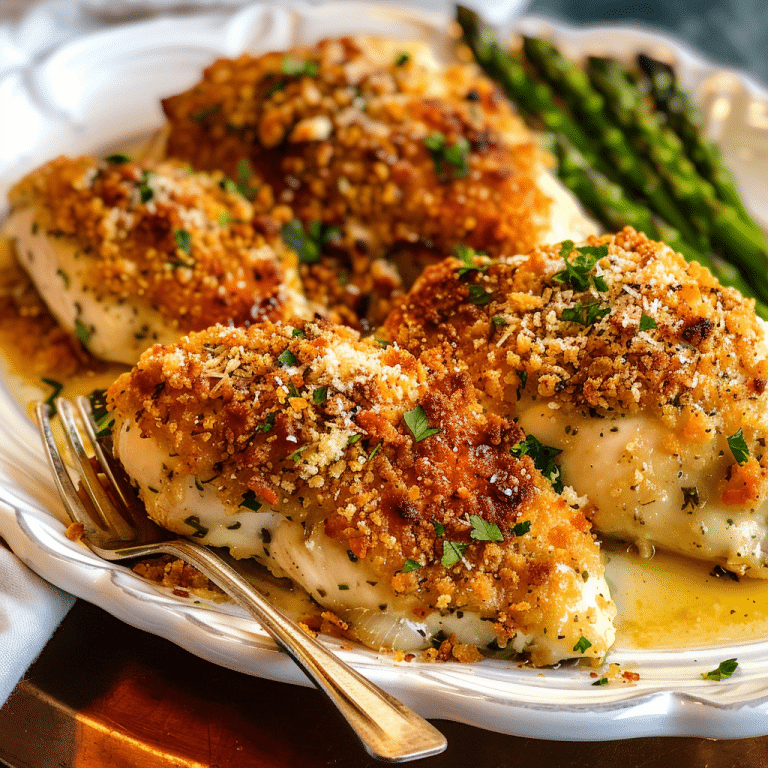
[[35, 397, 447, 763]]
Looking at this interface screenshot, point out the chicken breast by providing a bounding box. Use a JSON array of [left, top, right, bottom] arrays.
[[383, 227, 768, 577], [5, 155, 309, 364], [106, 319, 615, 665], [161, 36, 594, 326]]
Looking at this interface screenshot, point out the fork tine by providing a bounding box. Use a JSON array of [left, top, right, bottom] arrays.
[[74, 395, 148, 525], [35, 401, 102, 541], [56, 398, 135, 541]]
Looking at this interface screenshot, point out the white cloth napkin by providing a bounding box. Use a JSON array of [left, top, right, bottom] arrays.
[[0, 0, 528, 710], [0, 541, 75, 705]]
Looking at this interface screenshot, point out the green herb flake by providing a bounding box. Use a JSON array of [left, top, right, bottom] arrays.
[[701, 658, 738, 681], [218, 211, 231, 226], [192, 104, 220, 121], [424, 131, 471, 180], [591, 677, 609, 686], [282, 56, 319, 77], [281, 219, 322, 264], [639, 313, 657, 332], [276, 348, 298, 367], [87, 388, 115, 437], [433, 521, 446, 537], [103, 153, 132, 164], [184, 515, 209, 539], [260, 412, 276, 433], [374, 338, 389, 348], [441, 540, 468, 568], [313, 386, 328, 405], [403, 405, 441, 442], [454, 244, 491, 277], [75, 318, 94, 346], [467, 284, 493, 306], [42, 378, 64, 412], [512, 520, 531, 537], [347, 434, 362, 446], [573, 636, 592, 654], [137, 171, 154, 203], [511, 435, 563, 493], [562, 302, 610, 326], [727, 428, 750, 465], [469, 514, 503, 542], [402, 559, 421, 572], [289, 445, 308, 462], [240, 490, 262, 512], [174, 228, 192, 256], [395, 52, 411, 66], [552, 240, 609, 292], [292, 328, 306, 338], [338, 583, 350, 590], [367, 442, 382, 462], [492, 315, 508, 327]]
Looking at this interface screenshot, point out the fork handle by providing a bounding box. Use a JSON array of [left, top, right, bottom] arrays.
[[154, 539, 446, 762]]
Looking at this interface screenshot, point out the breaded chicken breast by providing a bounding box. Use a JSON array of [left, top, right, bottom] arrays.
[[162, 36, 594, 326], [384, 227, 768, 577], [106, 320, 615, 665], [5, 155, 309, 364]]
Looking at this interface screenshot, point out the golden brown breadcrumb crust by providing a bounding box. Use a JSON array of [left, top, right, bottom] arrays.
[[162, 37, 554, 325], [383, 227, 768, 504], [108, 320, 611, 662], [9, 155, 302, 331]]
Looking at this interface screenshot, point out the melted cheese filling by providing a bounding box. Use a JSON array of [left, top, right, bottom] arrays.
[[5, 207, 179, 365], [517, 402, 768, 574]]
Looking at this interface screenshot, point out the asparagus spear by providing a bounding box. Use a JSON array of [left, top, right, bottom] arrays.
[[519, 36, 705, 251], [585, 55, 768, 301], [637, 53, 755, 226]]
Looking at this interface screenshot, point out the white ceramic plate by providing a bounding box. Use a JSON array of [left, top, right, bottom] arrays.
[[2, 2, 768, 742]]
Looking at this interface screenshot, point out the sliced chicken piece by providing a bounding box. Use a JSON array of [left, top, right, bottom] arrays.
[[5, 155, 309, 364], [383, 227, 768, 577], [161, 36, 595, 326], [107, 319, 615, 665]]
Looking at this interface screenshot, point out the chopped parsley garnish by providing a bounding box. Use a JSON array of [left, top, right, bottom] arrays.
[[184, 515, 209, 538], [240, 490, 262, 512], [338, 583, 350, 590], [727, 428, 749, 465], [42, 378, 64, 412], [402, 559, 421, 572], [286, 381, 301, 399], [313, 386, 328, 405], [347, 434, 362, 446], [88, 389, 114, 438], [492, 315, 508, 327], [292, 328, 305, 338], [441, 540, 468, 568], [367, 442, 382, 462], [281, 56, 319, 77], [552, 240, 609, 292], [591, 677, 609, 686], [191, 104, 220, 121], [218, 211, 231, 226], [289, 445, 308, 462], [403, 405, 440, 442], [395, 52, 411, 66], [174, 228, 192, 256], [103, 153, 131, 164], [454, 244, 491, 277], [374, 338, 389, 348], [259, 412, 276, 433], [561, 302, 610, 326], [75, 318, 94, 346], [467, 284, 493, 305], [424, 132, 470, 181], [573, 636, 592, 654], [701, 658, 738, 681], [469, 515, 503, 542], [433, 521, 446, 537], [512, 520, 531, 537], [510, 435, 563, 493], [639, 313, 657, 332], [137, 171, 154, 203], [276, 348, 298, 367], [280, 219, 340, 265]]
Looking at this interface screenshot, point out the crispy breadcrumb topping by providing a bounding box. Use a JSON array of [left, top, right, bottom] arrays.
[[108, 320, 612, 663], [9, 155, 304, 331]]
